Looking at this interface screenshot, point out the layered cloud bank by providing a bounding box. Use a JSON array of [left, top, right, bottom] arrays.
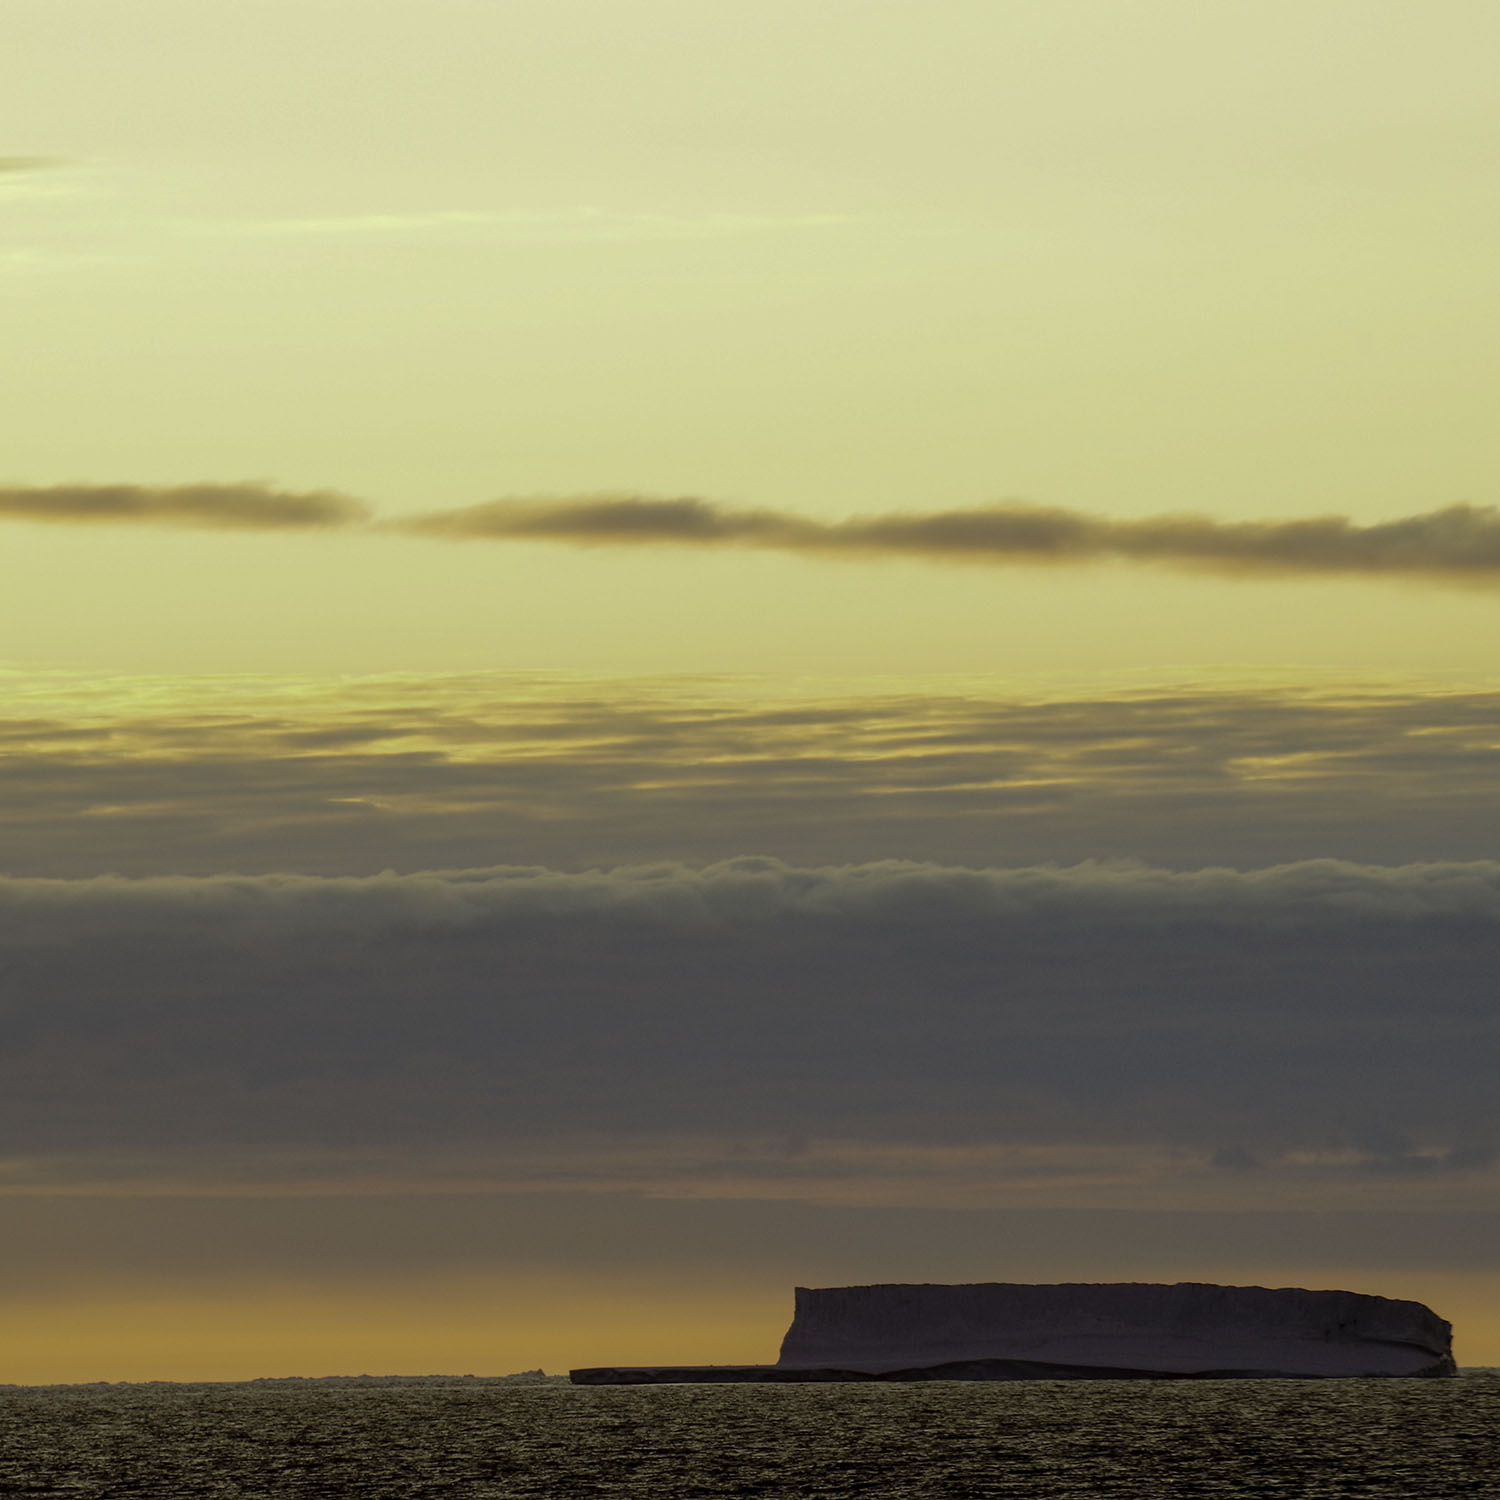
[[0, 857, 1494, 1203], [7, 480, 1500, 583], [8, 673, 1500, 878]]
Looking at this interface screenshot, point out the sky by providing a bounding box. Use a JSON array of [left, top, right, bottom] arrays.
[[2, 0, 1498, 1380]]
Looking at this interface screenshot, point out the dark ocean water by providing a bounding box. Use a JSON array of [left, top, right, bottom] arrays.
[[0, 1375, 1495, 1499]]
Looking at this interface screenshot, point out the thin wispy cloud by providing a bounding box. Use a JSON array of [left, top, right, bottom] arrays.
[[0, 156, 78, 219], [0, 156, 68, 176], [2, 188, 851, 289], [217, 206, 851, 244], [0, 483, 369, 529]]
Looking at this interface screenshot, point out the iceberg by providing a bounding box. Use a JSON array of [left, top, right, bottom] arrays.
[[570, 1281, 1455, 1384]]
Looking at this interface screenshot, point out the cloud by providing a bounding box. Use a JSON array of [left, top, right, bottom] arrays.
[[0, 156, 67, 175], [0, 482, 370, 530], [398, 495, 1500, 583], [6, 478, 1500, 584], [0, 856, 1495, 1209], [221, 206, 850, 244], [402, 495, 798, 543], [0, 1195, 1493, 1291], [12, 852, 1500, 940], [7, 673, 1500, 879]]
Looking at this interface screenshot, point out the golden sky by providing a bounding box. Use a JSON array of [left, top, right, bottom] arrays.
[[5, 0, 1500, 679], [3, 1, 1499, 1379]]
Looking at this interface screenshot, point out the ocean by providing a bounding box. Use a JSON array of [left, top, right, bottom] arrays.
[[0, 1374, 1494, 1498]]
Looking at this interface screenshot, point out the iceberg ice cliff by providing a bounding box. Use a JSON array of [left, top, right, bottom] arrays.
[[571, 1281, 1455, 1383]]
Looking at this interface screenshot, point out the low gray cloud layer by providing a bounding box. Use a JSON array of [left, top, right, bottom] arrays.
[[0, 857, 1494, 1202], [0, 483, 368, 529], [401, 495, 1500, 582]]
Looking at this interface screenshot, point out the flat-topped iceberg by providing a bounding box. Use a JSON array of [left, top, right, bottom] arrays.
[[571, 1281, 1455, 1384], [776, 1281, 1455, 1379]]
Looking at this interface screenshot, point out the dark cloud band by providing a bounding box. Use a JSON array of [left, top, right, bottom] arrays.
[[400, 495, 1500, 581], [0, 483, 369, 529], [0, 858, 1494, 1188], [8, 478, 1500, 584]]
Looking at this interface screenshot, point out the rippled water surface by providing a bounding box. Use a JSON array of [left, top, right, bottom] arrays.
[[0, 1375, 1495, 1498]]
